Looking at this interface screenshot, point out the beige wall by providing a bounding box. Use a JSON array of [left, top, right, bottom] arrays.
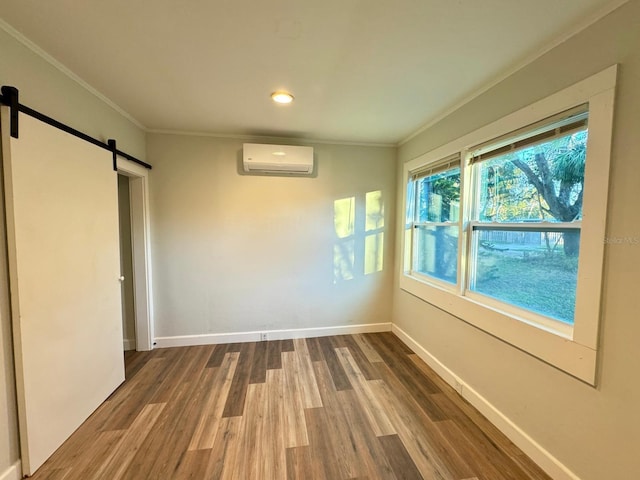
[[393, 2, 640, 479], [0, 26, 146, 476], [147, 134, 396, 338]]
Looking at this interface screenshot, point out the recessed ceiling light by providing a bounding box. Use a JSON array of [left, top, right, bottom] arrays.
[[271, 91, 294, 104]]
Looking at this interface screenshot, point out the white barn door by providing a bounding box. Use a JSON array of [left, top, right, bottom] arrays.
[[1, 109, 125, 475]]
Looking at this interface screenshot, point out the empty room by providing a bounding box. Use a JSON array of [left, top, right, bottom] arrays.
[[0, 1, 638, 479]]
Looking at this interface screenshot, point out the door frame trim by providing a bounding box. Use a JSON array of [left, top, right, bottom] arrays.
[[117, 157, 154, 351]]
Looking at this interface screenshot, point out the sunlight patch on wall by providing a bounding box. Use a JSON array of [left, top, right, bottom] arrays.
[[364, 233, 384, 275], [333, 191, 385, 283], [334, 197, 356, 282], [334, 197, 355, 238], [366, 190, 384, 230], [365, 191, 384, 275]]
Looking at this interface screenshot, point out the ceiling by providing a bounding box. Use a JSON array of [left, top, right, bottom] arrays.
[[0, 0, 621, 145]]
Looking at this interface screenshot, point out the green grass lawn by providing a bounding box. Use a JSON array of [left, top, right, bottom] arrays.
[[473, 249, 578, 324]]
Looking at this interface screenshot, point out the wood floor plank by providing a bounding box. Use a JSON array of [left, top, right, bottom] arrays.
[[226, 343, 243, 352], [282, 351, 310, 448], [264, 368, 287, 479], [123, 350, 153, 380], [281, 338, 295, 352], [312, 359, 398, 479], [267, 339, 284, 370], [206, 343, 229, 368], [334, 388, 397, 480], [354, 334, 384, 363], [335, 347, 395, 437], [317, 336, 352, 391], [305, 336, 324, 362], [222, 342, 256, 417], [309, 361, 361, 479], [30, 430, 125, 480], [30, 333, 553, 480], [100, 346, 203, 431], [430, 391, 535, 473], [249, 340, 269, 384], [203, 416, 243, 480], [96, 355, 173, 431], [436, 419, 521, 480], [372, 362, 474, 480], [511, 453, 554, 480], [367, 334, 447, 421], [149, 345, 215, 404], [374, 331, 414, 354], [369, 377, 459, 480], [63, 431, 126, 480], [378, 434, 424, 480], [37, 468, 72, 480], [230, 382, 267, 479], [304, 406, 355, 480], [293, 338, 323, 408], [123, 347, 219, 478], [172, 449, 211, 480], [286, 446, 316, 480], [369, 333, 443, 395], [188, 351, 239, 450], [340, 334, 382, 380], [90, 403, 166, 480]]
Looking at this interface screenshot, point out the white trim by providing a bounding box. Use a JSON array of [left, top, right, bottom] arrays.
[[117, 157, 154, 351], [154, 322, 392, 348], [399, 0, 628, 146], [0, 461, 21, 480], [123, 338, 135, 351], [392, 324, 582, 480], [147, 129, 395, 149], [0, 19, 146, 130]]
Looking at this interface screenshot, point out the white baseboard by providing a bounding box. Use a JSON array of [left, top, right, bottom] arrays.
[[154, 322, 392, 348], [391, 324, 580, 480], [123, 338, 135, 351], [0, 461, 21, 480]]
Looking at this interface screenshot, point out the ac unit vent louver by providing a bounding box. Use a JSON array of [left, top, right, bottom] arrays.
[[243, 143, 314, 175]]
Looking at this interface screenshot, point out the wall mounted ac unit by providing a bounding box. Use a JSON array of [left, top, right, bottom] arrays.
[[243, 143, 314, 175]]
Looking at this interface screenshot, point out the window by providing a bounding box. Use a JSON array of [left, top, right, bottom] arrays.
[[400, 67, 617, 384], [409, 155, 461, 284], [468, 107, 587, 331]]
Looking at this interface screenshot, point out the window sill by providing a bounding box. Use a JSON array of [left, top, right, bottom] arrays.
[[399, 272, 597, 384]]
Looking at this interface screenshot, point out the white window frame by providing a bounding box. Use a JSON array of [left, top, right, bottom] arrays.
[[400, 66, 617, 385], [409, 157, 462, 289]]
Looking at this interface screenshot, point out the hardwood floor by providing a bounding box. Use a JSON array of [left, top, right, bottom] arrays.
[[30, 333, 552, 480]]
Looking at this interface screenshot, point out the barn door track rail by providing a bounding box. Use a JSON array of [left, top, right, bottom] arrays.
[[0, 86, 151, 170]]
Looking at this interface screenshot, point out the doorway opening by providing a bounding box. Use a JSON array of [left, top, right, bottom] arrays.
[[117, 158, 154, 351], [117, 174, 136, 351]]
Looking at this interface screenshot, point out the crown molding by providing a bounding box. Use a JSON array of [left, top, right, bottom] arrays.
[[0, 18, 146, 131]]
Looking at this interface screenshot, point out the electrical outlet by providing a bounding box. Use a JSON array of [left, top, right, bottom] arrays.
[[260, 332, 268, 341]]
